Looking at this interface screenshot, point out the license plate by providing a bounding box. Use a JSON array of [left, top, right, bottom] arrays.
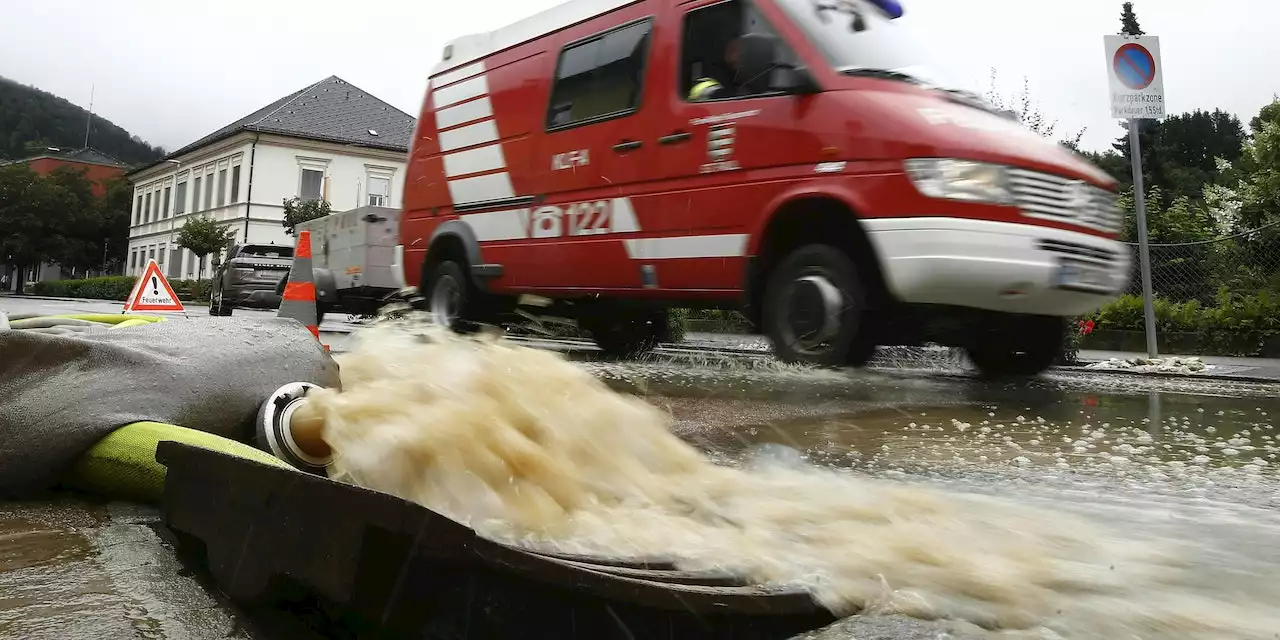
[[1055, 263, 1111, 290], [254, 269, 283, 279]]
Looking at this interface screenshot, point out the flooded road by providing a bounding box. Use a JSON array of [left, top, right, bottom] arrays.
[[625, 364, 1280, 638], [2, 344, 1278, 638]]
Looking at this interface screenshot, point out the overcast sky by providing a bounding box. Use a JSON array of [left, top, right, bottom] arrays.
[[3, 1, 1276, 154]]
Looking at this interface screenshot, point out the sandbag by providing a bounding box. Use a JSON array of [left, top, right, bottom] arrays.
[[0, 316, 340, 497]]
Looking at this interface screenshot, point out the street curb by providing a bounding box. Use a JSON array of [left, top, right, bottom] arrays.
[[1055, 364, 1280, 385]]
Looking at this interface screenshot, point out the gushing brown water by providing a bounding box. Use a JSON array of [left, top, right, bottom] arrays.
[[305, 323, 1280, 639]]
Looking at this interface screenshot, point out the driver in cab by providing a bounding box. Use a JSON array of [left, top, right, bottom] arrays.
[[689, 37, 743, 101], [689, 33, 783, 101]]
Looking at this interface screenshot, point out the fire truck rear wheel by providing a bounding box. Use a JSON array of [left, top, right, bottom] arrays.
[[581, 308, 669, 359], [426, 260, 471, 332], [762, 244, 866, 368], [964, 314, 1065, 378]]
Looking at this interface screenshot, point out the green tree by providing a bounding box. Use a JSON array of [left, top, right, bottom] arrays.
[[1119, 2, 1144, 36], [1109, 110, 1246, 203], [41, 166, 101, 272], [281, 196, 332, 236], [94, 176, 135, 273], [984, 69, 1085, 148], [176, 216, 236, 279], [1247, 96, 1280, 139], [0, 164, 76, 290], [1078, 148, 1132, 189]]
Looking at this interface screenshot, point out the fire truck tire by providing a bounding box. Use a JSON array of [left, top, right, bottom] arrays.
[[581, 308, 668, 359], [425, 260, 473, 333], [762, 245, 865, 368], [964, 314, 1065, 378]]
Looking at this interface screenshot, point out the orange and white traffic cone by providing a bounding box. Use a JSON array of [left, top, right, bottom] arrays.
[[278, 230, 328, 351]]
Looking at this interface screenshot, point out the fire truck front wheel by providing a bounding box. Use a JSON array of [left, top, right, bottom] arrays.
[[762, 244, 868, 368]]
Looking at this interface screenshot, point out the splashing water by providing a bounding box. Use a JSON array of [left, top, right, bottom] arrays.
[[305, 322, 1280, 638]]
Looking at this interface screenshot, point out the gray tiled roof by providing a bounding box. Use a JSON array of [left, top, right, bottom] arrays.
[[132, 76, 417, 176], [2, 147, 126, 168]]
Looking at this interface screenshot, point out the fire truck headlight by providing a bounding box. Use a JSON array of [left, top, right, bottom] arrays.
[[904, 158, 1013, 205]]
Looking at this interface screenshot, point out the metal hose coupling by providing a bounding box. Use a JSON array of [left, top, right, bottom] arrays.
[[256, 382, 332, 475]]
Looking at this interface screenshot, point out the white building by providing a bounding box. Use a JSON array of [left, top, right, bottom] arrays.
[[124, 76, 416, 279]]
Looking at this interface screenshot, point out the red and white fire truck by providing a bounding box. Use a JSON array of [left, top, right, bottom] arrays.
[[378, 0, 1130, 376]]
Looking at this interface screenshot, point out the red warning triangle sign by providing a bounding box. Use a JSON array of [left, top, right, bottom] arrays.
[[124, 259, 186, 313]]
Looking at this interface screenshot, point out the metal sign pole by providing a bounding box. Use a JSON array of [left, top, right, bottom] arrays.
[[1128, 117, 1158, 358]]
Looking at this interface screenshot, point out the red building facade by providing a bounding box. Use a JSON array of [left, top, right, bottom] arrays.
[[10, 148, 126, 196]]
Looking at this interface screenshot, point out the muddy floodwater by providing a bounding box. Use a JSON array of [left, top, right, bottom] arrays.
[[627, 364, 1280, 638], [2, 344, 1279, 639]]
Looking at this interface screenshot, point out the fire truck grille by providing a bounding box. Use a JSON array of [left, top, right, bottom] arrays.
[[1008, 168, 1122, 234]]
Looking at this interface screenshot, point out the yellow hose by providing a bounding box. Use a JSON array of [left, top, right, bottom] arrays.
[[64, 422, 297, 504], [49, 313, 168, 326]]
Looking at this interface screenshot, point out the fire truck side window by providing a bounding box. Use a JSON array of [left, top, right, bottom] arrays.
[[546, 19, 653, 130], [681, 0, 801, 101]]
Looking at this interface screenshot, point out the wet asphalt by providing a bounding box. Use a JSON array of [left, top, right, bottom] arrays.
[[2, 301, 1278, 638]]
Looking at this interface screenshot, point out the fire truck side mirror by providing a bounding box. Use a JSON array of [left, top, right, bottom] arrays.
[[775, 66, 821, 95]]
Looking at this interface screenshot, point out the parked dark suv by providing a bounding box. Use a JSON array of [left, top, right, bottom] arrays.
[[209, 243, 294, 316]]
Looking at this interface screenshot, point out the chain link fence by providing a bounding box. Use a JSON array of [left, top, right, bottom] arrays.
[[1085, 219, 1280, 359], [1120, 223, 1280, 305]]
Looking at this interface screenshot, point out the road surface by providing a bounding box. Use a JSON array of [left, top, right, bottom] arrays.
[[2, 295, 1279, 638]]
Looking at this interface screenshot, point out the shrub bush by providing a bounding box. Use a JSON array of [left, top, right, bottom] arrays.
[[1086, 291, 1280, 334], [1083, 291, 1280, 356], [30, 276, 212, 303], [31, 276, 137, 300]]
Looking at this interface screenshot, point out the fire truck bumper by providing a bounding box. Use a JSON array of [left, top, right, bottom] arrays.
[[862, 217, 1132, 317]]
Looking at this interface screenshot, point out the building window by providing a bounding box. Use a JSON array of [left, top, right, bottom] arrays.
[[144, 192, 152, 223], [546, 18, 653, 129], [130, 250, 138, 271], [174, 181, 188, 215], [217, 168, 228, 207], [192, 176, 202, 211], [204, 173, 214, 209], [163, 186, 172, 218], [135, 196, 143, 225], [158, 244, 166, 267], [188, 250, 197, 278], [153, 189, 161, 218], [299, 168, 324, 201], [230, 165, 241, 204], [367, 176, 390, 207]]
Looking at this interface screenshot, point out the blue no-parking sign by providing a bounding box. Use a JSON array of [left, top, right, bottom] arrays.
[[1104, 35, 1165, 119]]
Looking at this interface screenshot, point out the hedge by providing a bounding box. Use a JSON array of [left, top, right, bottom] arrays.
[[30, 276, 212, 304], [1078, 291, 1280, 357], [1085, 292, 1280, 334]]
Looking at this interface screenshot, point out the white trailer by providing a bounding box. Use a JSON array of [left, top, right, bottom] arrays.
[[280, 205, 407, 321]]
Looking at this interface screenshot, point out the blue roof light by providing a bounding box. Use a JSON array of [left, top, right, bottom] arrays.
[[866, 0, 904, 19]]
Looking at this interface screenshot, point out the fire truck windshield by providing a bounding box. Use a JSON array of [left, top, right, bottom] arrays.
[[773, 0, 937, 86]]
